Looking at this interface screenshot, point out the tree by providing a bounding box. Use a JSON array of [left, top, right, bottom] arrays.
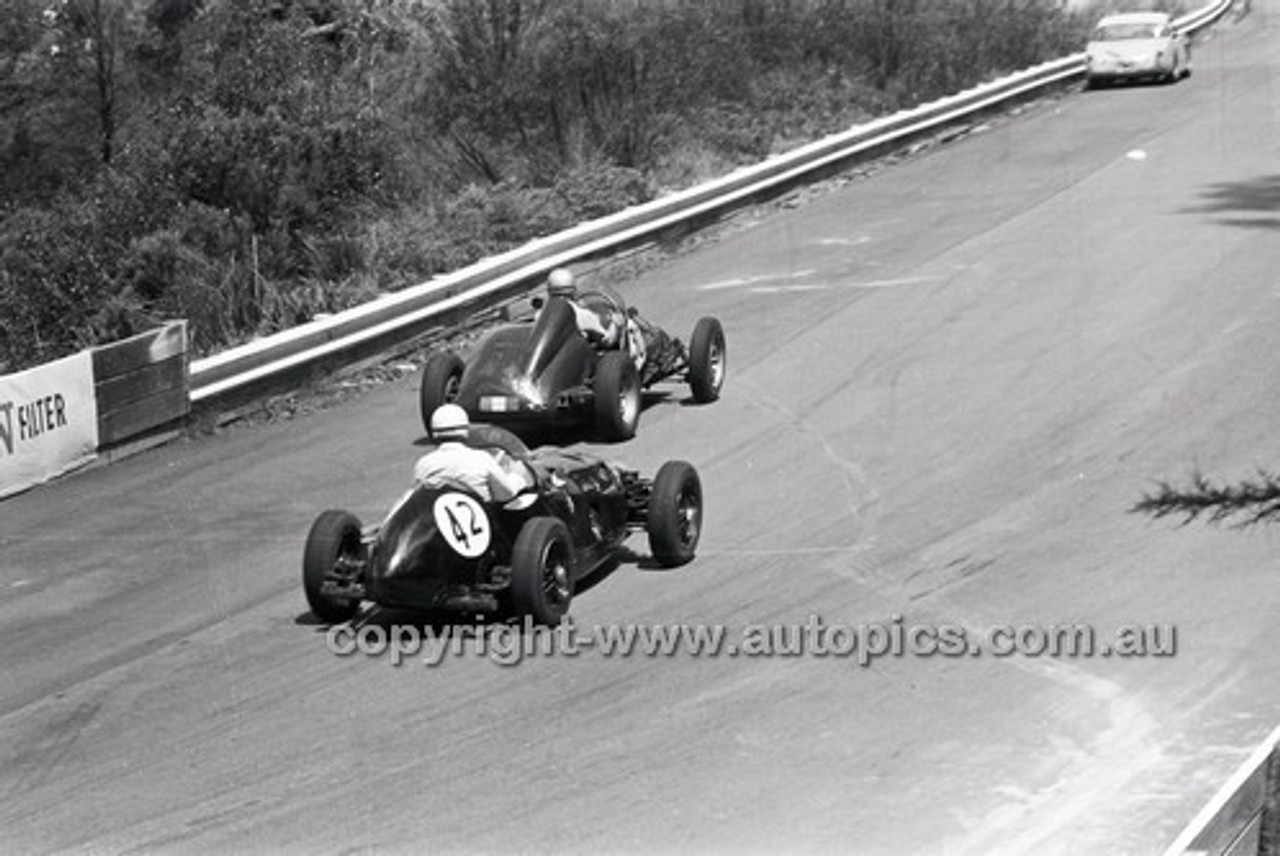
[[425, 0, 555, 183], [47, 0, 148, 165]]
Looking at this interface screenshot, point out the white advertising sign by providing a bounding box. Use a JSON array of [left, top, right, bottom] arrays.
[[0, 351, 99, 499]]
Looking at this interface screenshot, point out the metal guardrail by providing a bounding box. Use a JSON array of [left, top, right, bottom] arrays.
[[1163, 724, 1280, 856], [189, 0, 1232, 406]]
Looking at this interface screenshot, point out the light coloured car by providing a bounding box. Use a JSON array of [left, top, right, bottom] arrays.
[[1084, 11, 1191, 88]]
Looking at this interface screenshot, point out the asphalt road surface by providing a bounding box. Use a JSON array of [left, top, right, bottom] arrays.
[[3, 4, 1279, 854]]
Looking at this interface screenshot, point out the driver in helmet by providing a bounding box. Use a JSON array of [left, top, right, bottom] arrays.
[[544, 268, 647, 371], [414, 404, 534, 503], [545, 268, 621, 347]]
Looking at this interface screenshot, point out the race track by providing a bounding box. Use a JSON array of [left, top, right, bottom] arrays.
[[3, 4, 1280, 853]]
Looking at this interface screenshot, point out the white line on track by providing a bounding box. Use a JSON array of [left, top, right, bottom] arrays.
[[699, 273, 943, 293], [697, 270, 819, 291], [813, 236, 874, 247]]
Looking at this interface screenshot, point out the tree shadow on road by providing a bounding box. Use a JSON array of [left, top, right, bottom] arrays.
[[1131, 467, 1280, 527], [1182, 175, 1280, 231]]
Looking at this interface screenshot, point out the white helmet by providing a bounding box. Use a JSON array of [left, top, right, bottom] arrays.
[[547, 267, 576, 298], [429, 403, 469, 441]]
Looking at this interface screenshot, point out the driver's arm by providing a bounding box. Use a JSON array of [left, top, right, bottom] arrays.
[[484, 453, 534, 502], [571, 303, 615, 344]]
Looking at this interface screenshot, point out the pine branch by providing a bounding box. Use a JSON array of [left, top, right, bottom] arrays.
[[1132, 468, 1280, 527]]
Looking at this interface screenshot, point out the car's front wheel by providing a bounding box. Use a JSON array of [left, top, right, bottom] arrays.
[[510, 517, 574, 626], [647, 461, 702, 567], [419, 351, 466, 436], [593, 351, 641, 441], [303, 510, 365, 623], [687, 317, 726, 403]]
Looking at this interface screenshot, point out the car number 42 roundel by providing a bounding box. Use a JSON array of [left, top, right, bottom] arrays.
[[432, 492, 492, 558]]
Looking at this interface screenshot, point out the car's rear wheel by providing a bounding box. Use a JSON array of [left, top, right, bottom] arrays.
[[420, 351, 465, 436], [647, 461, 702, 567], [303, 510, 364, 623], [593, 351, 641, 441], [510, 517, 574, 626], [687, 317, 726, 404]]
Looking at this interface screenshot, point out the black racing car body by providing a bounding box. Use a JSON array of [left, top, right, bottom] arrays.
[[303, 425, 703, 625], [419, 287, 726, 442]]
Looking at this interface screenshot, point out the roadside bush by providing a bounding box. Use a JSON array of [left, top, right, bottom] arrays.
[[362, 208, 464, 289], [551, 163, 655, 221], [118, 228, 232, 351]]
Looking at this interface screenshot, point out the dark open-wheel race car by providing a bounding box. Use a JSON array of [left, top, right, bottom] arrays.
[[302, 425, 704, 626], [419, 285, 726, 442]]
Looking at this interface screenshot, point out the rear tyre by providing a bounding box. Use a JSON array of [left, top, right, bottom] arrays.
[[647, 461, 702, 567], [593, 351, 641, 441], [420, 352, 466, 436], [688, 317, 726, 403], [303, 510, 364, 623], [510, 517, 574, 626]]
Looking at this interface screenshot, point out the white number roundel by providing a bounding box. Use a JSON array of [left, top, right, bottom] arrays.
[[432, 492, 491, 558]]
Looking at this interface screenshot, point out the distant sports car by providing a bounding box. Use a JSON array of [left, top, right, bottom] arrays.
[[418, 286, 726, 442], [1085, 12, 1190, 88], [302, 425, 703, 626]]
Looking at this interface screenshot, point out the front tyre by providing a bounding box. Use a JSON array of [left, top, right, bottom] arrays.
[[419, 351, 466, 436], [510, 517, 574, 626], [688, 317, 726, 403], [647, 461, 702, 567], [303, 510, 364, 623], [594, 351, 641, 441]]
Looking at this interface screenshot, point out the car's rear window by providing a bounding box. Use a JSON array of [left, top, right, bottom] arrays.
[[1094, 23, 1162, 41]]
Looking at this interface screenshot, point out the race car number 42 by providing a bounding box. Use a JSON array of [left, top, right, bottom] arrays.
[[432, 492, 491, 558]]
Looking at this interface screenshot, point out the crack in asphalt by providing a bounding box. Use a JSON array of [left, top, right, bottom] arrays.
[[735, 377, 881, 544]]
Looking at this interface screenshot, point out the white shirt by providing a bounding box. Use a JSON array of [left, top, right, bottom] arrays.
[[565, 301, 617, 344], [413, 441, 532, 502]]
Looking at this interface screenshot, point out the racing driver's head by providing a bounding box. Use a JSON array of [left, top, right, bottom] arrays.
[[429, 403, 470, 443], [546, 267, 577, 299]]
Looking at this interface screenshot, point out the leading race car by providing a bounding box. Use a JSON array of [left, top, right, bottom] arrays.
[[418, 285, 726, 442], [302, 425, 703, 626]]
